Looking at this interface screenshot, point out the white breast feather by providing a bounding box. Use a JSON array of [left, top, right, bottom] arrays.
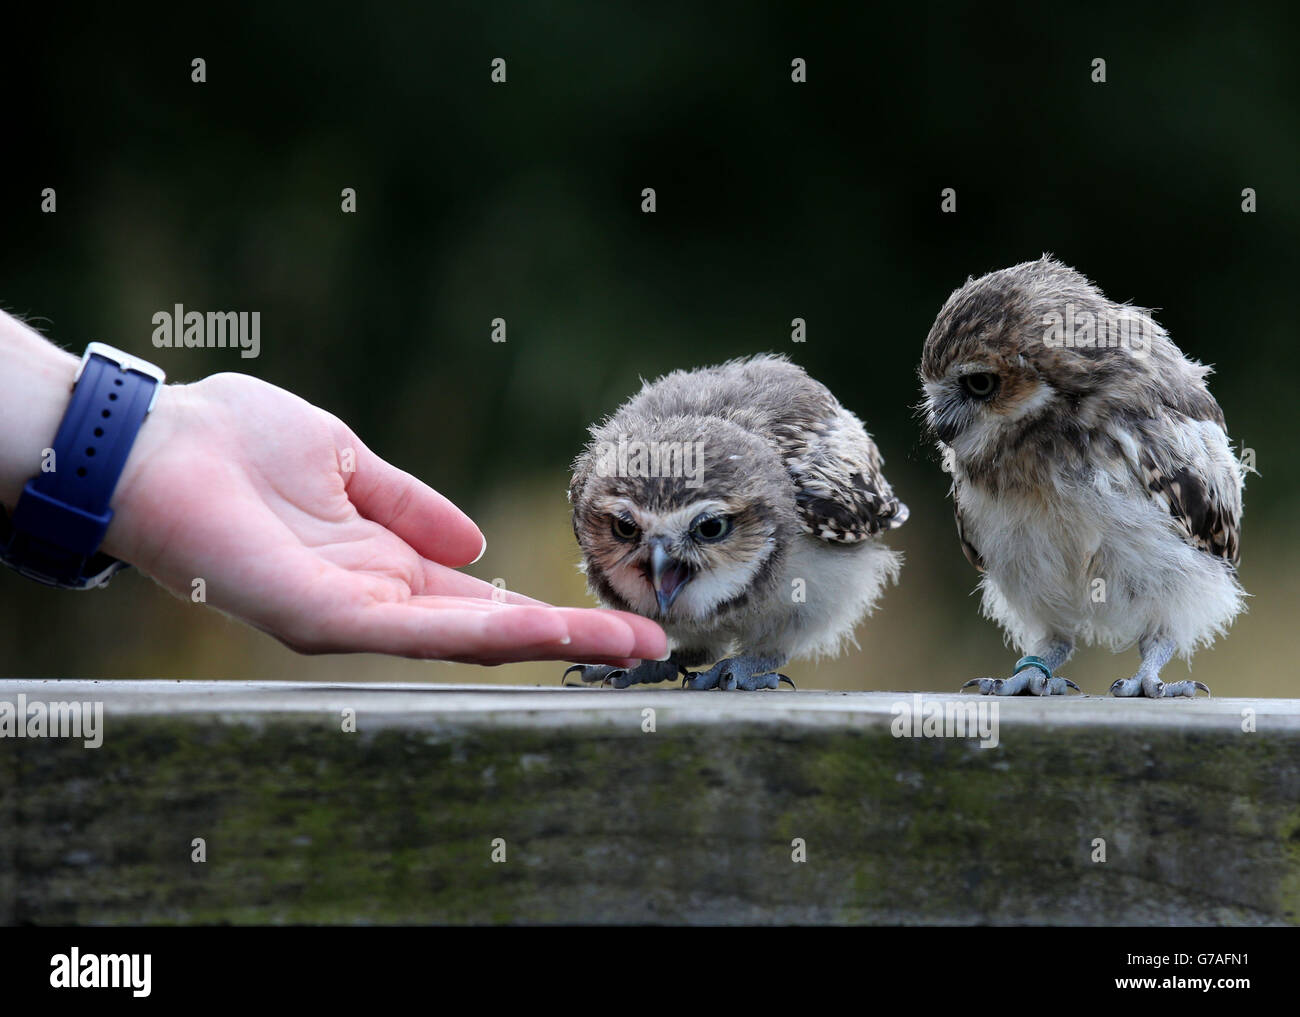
[[956, 420, 1245, 657], [661, 536, 901, 662]]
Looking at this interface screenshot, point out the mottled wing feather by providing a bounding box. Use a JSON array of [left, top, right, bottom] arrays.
[[951, 484, 985, 572], [1139, 449, 1242, 569], [776, 408, 908, 545]]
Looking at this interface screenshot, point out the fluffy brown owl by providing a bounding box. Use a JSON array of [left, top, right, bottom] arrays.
[[565, 354, 908, 690], [920, 256, 1247, 697]]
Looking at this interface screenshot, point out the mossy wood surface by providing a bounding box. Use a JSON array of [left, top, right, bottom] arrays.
[[2, 681, 1297, 924]]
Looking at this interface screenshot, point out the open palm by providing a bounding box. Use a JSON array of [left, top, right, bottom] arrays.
[[104, 373, 665, 666]]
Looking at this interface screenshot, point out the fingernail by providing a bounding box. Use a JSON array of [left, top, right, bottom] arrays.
[[471, 534, 487, 565]]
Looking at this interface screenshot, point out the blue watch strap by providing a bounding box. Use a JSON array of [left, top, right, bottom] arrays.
[[2, 343, 165, 588]]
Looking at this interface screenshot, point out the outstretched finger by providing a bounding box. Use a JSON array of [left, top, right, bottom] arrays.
[[318, 601, 666, 664], [344, 438, 485, 567]]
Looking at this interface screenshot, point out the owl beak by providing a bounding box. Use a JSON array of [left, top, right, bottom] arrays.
[[648, 540, 692, 614]]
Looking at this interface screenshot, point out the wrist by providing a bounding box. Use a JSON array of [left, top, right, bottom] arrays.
[[0, 317, 79, 510], [100, 381, 198, 567], [0, 313, 183, 580]]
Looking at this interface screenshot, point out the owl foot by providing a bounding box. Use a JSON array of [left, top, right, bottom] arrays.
[[682, 656, 795, 691], [1109, 676, 1211, 698], [960, 671, 1079, 696], [561, 659, 687, 688], [1108, 637, 1208, 697]]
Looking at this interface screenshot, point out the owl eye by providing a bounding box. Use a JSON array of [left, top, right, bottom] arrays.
[[690, 515, 732, 542], [960, 372, 999, 399], [610, 516, 641, 542]]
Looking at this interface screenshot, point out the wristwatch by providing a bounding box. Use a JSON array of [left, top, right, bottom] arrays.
[[0, 342, 166, 589]]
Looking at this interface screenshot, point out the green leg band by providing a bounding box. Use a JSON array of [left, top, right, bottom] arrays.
[[1015, 655, 1053, 681]]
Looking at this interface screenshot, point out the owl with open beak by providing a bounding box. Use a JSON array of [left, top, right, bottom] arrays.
[[564, 354, 908, 690]]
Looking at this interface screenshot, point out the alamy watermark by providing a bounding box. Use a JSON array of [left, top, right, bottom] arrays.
[[151, 304, 260, 359], [890, 694, 999, 749], [50, 948, 150, 997], [593, 433, 705, 489], [1042, 303, 1156, 359], [0, 694, 103, 748]]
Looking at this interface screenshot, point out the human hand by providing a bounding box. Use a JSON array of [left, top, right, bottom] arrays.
[[101, 372, 667, 665]]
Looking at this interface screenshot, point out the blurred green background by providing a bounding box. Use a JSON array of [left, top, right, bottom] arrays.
[[2, 2, 1296, 694]]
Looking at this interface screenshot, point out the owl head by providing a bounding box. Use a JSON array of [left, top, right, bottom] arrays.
[[570, 416, 795, 622], [919, 255, 1183, 468]]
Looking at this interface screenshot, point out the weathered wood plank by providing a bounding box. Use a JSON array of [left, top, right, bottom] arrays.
[[1, 681, 1297, 924]]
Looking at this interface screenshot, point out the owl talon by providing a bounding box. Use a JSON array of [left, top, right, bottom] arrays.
[[682, 670, 720, 690], [961, 671, 1077, 695], [961, 676, 1025, 695], [681, 656, 791, 691], [733, 671, 794, 691], [561, 664, 624, 687], [562, 658, 685, 688], [1111, 676, 1211, 698]]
